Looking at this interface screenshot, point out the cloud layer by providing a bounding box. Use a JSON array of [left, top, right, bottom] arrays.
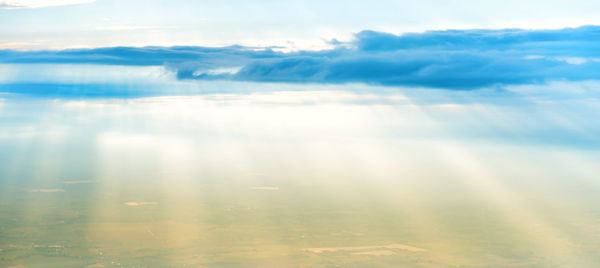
[[1, 26, 599, 89]]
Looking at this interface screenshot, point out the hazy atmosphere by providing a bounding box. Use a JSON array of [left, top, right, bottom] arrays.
[[1, 1, 600, 267]]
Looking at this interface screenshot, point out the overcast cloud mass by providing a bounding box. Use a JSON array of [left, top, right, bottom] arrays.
[[1, 26, 599, 90]]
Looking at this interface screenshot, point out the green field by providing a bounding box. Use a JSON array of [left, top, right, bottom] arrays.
[[2, 163, 600, 267]]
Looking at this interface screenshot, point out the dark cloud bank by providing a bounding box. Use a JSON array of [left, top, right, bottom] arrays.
[[1, 26, 599, 90]]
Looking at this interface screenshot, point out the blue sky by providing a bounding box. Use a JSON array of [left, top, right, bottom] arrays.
[[2, 3, 600, 267], [2, 0, 600, 49], [0, 0, 599, 94]]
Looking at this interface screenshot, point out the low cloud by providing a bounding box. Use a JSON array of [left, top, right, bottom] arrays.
[[1, 26, 599, 89]]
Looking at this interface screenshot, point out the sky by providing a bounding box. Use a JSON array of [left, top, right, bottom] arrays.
[[1, 4, 600, 266], [1, 26, 599, 91], [2, 0, 600, 50], [0, 0, 599, 95]]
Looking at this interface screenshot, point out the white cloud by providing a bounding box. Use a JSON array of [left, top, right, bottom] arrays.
[[193, 67, 242, 76], [525, 55, 593, 65], [0, 42, 37, 49], [554, 57, 588, 65], [0, 0, 94, 9], [95, 25, 179, 31]]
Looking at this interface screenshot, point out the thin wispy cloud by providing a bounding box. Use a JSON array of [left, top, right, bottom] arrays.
[[0, 41, 39, 49], [1, 26, 599, 89], [95, 25, 180, 31], [0, 0, 94, 9]]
